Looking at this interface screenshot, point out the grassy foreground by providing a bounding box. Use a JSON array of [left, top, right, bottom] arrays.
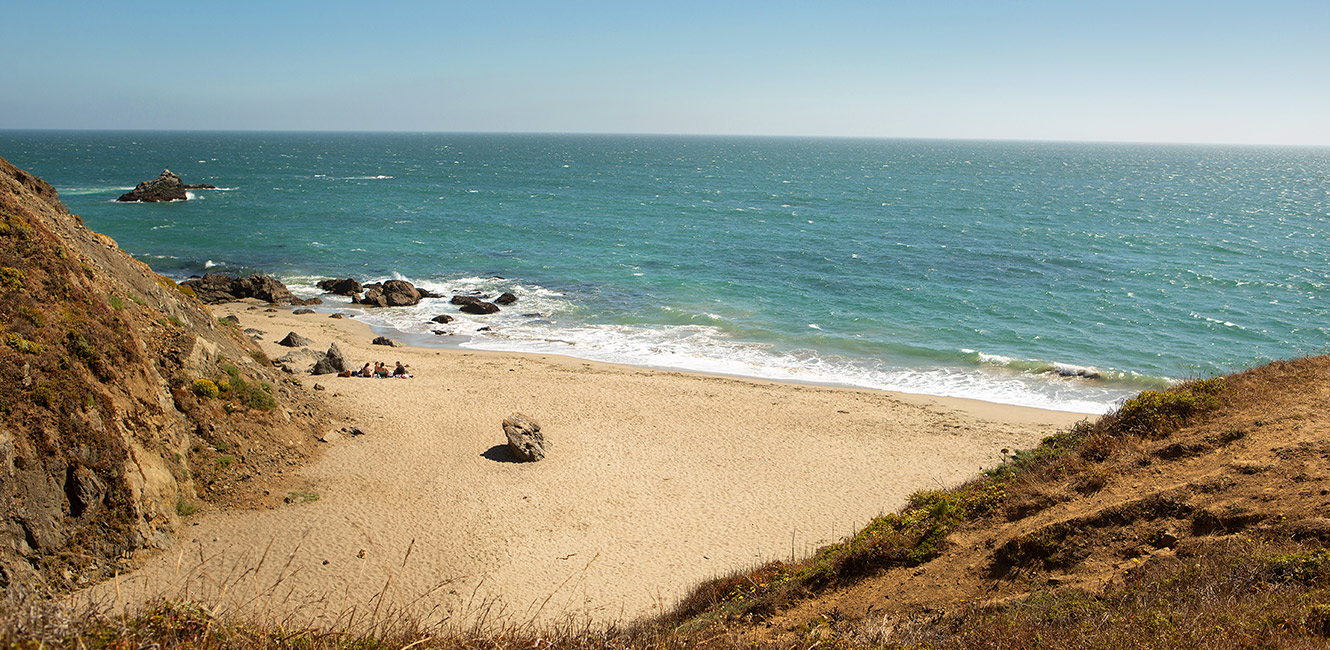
[[6, 358, 1330, 649]]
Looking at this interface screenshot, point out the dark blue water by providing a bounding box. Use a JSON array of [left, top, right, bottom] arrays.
[[4, 131, 1328, 412]]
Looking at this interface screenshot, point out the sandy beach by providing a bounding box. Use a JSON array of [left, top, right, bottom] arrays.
[[90, 303, 1086, 628]]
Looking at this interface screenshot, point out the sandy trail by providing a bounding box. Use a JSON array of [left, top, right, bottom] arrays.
[[91, 303, 1086, 628]]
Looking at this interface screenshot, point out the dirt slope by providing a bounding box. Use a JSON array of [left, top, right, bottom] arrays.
[[0, 156, 328, 590], [674, 356, 1330, 646]]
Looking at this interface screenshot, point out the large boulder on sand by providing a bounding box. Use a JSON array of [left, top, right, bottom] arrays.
[[277, 331, 315, 347], [310, 343, 349, 375], [181, 273, 321, 306], [502, 413, 547, 462], [117, 170, 187, 202]]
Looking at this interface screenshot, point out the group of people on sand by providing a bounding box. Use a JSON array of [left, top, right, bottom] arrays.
[[356, 361, 411, 379]]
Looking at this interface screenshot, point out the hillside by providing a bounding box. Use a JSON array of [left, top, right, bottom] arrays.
[[0, 156, 328, 590], [667, 356, 1330, 647]]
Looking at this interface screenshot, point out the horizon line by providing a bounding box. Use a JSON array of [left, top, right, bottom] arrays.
[[1, 127, 1327, 149]]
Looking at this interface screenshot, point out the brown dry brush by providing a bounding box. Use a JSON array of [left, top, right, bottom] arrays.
[[841, 538, 1330, 649]]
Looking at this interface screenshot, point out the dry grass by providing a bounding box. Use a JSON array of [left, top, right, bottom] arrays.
[[7, 361, 1330, 649]]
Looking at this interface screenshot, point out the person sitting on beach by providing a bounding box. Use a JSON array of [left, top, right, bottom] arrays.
[[358, 362, 373, 378], [374, 362, 390, 378], [393, 361, 411, 378]]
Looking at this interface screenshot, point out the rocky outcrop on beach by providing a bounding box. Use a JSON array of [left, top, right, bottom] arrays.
[[311, 343, 349, 375], [115, 170, 214, 202], [0, 155, 326, 590], [502, 413, 547, 462], [181, 273, 321, 306], [317, 277, 362, 296], [277, 332, 314, 347]]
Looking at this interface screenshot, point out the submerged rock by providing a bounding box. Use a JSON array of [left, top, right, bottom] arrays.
[[502, 413, 547, 462]]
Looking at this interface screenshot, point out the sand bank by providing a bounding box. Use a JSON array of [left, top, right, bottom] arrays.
[[90, 303, 1086, 628]]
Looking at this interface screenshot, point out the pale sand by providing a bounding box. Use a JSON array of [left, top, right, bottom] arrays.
[[92, 304, 1086, 628]]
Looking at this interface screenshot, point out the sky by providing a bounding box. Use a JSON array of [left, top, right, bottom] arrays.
[[2, 0, 1327, 145]]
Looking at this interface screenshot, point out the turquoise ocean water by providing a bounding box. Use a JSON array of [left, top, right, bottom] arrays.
[[3, 131, 1329, 413]]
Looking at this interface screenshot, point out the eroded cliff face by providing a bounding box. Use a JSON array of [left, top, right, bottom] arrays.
[[0, 156, 326, 589]]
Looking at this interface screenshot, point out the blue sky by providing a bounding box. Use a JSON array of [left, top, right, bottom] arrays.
[[3, 0, 1327, 144]]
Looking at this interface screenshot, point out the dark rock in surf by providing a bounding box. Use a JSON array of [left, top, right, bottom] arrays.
[[181, 273, 321, 306], [495, 292, 518, 305], [459, 301, 501, 315], [431, 314, 455, 324], [116, 170, 188, 202], [317, 277, 363, 296]]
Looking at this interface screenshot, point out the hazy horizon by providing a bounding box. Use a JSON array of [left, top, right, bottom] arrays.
[[3, 1, 1327, 146]]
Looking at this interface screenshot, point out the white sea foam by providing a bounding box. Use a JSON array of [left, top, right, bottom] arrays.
[[282, 274, 1132, 414]]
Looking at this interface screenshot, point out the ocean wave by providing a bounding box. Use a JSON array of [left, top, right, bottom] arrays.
[[59, 186, 133, 196], [962, 349, 1172, 389], [279, 272, 1136, 413]]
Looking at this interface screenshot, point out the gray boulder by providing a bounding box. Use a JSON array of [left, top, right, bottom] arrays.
[[502, 412, 547, 462], [277, 331, 315, 347], [311, 343, 348, 375]]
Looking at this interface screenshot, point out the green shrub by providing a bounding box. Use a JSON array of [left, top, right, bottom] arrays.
[[0, 266, 24, 290], [191, 379, 220, 399], [108, 295, 125, 310], [176, 498, 198, 517], [4, 332, 45, 354], [1112, 379, 1225, 436]]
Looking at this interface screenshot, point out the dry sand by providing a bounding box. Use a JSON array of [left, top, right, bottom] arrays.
[[92, 303, 1087, 628]]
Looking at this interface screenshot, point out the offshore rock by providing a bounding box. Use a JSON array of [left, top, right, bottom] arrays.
[[181, 273, 321, 306], [431, 314, 455, 324], [502, 413, 547, 462], [495, 292, 518, 305], [117, 170, 188, 202]]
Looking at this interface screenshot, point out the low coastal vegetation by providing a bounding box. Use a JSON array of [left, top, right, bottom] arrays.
[[6, 356, 1330, 648]]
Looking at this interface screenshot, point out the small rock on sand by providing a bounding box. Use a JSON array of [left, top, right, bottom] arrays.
[[372, 336, 398, 347], [502, 412, 547, 462]]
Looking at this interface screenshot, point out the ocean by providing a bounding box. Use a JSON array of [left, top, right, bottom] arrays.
[[3, 131, 1328, 413]]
